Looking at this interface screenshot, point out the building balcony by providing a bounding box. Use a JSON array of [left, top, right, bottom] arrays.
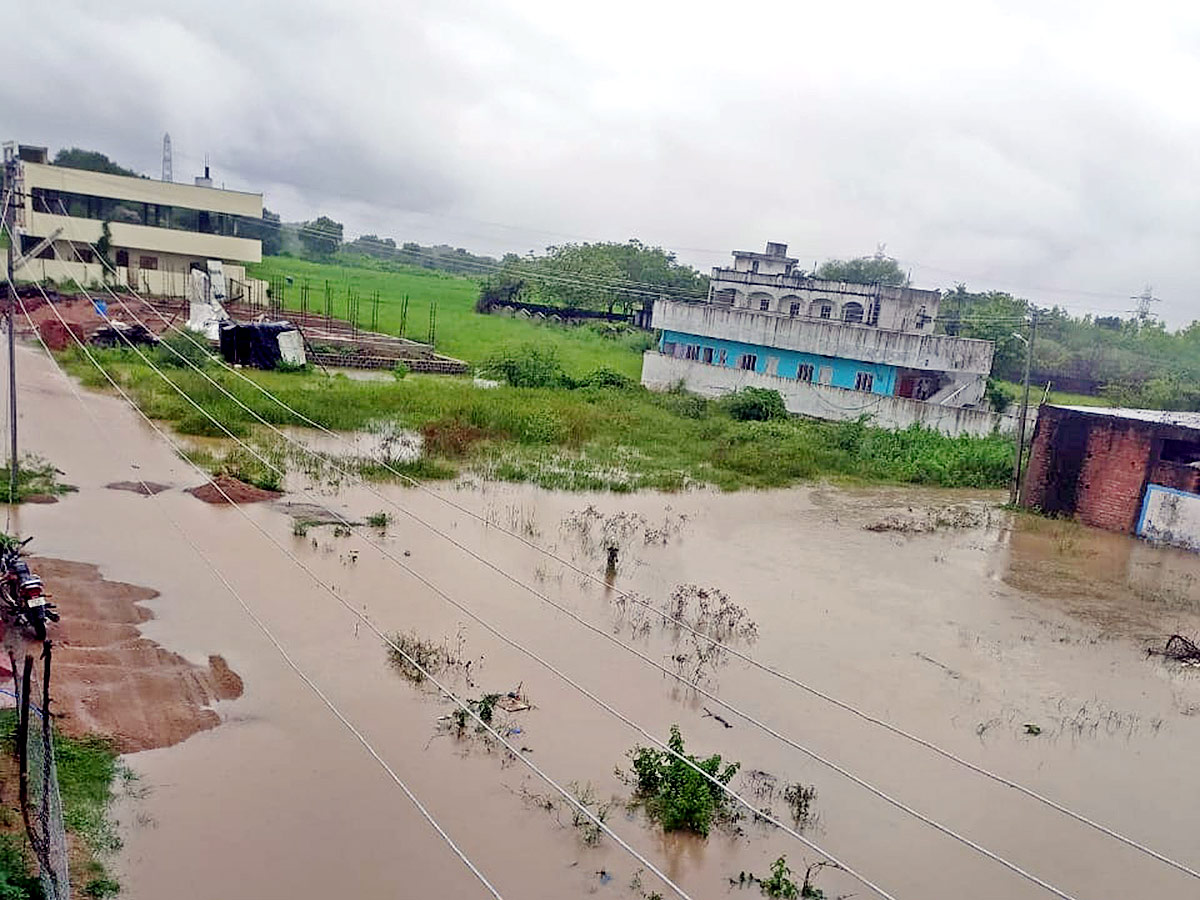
[[652, 299, 993, 375]]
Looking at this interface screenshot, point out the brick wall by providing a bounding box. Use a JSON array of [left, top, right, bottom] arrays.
[[1149, 460, 1200, 494], [1074, 421, 1154, 532], [1022, 406, 1156, 533]]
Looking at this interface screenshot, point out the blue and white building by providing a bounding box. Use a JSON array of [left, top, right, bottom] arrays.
[[642, 242, 1003, 435]]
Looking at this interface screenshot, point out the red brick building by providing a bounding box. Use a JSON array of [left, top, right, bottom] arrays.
[[1022, 405, 1200, 534]]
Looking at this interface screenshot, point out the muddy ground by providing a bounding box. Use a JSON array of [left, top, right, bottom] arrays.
[[10, 344, 1200, 900], [1, 558, 243, 753]]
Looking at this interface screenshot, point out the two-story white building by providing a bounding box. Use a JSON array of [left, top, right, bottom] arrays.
[[641, 242, 1010, 436], [5, 142, 265, 300]]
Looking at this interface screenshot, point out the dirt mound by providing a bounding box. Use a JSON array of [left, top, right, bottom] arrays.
[[2, 558, 244, 753], [187, 474, 282, 504], [106, 480, 171, 495]]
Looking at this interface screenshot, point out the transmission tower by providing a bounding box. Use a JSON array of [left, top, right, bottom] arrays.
[[1130, 283, 1161, 322], [161, 132, 172, 183]]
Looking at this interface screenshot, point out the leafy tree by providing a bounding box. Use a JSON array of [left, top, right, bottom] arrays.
[[345, 234, 397, 258], [816, 254, 907, 286], [53, 147, 138, 177], [485, 240, 707, 315], [297, 215, 343, 259]]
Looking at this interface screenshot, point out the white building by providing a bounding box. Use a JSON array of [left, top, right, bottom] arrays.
[[5, 142, 266, 300], [641, 242, 1017, 436]]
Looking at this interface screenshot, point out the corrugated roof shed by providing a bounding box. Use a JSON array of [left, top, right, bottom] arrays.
[[1049, 405, 1200, 432]]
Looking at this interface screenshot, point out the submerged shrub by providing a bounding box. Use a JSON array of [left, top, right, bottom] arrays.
[[627, 725, 739, 836]]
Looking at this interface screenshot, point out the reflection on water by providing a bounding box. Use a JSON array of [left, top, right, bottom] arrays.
[[13, 345, 1200, 900]]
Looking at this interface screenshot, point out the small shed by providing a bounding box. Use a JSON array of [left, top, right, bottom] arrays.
[[1022, 405, 1200, 550], [218, 321, 306, 369]]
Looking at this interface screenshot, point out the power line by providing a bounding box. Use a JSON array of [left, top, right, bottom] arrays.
[[52, 230, 1197, 889], [9, 276, 511, 898], [17, 269, 697, 900], [49, 240, 901, 899], [41, 243, 1090, 900]]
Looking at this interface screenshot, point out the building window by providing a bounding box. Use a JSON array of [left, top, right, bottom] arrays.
[[915, 306, 929, 328], [789, 302, 801, 316], [739, 354, 758, 371], [684, 344, 701, 361], [662, 341, 677, 357], [702, 347, 714, 364], [867, 301, 880, 325], [854, 372, 875, 392], [750, 260, 759, 273], [759, 298, 770, 311], [797, 363, 814, 382], [139, 255, 158, 270], [718, 349, 727, 366], [713, 288, 736, 306], [819, 304, 832, 319], [843, 301, 864, 324], [115, 249, 129, 267]]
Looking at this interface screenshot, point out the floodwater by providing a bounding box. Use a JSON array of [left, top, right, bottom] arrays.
[[11, 344, 1200, 900]]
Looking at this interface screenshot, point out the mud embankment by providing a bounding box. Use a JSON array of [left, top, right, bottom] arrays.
[[10, 558, 243, 753]]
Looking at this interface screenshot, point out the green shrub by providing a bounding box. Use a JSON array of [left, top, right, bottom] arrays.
[[391, 362, 410, 380], [577, 367, 632, 389], [721, 387, 787, 422], [484, 345, 570, 388], [0, 835, 41, 900], [627, 725, 739, 836]]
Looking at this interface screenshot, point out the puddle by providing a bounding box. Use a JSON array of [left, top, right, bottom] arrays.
[[12, 345, 1200, 900]]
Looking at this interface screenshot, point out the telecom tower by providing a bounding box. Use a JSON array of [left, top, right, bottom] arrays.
[[1131, 284, 1161, 323], [161, 132, 172, 183]]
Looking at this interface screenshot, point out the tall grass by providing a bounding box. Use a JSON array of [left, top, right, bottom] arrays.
[[62, 347, 1015, 492], [246, 256, 651, 378]]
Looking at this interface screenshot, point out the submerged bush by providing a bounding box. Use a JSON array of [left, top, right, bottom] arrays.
[[627, 725, 739, 836]]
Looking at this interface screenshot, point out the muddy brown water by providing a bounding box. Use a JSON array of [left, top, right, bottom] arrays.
[[10, 344, 1200, 899]]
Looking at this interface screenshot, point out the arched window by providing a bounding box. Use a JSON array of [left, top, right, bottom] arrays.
[[843, 301, 864, 324], [749, 292, 773, 312]]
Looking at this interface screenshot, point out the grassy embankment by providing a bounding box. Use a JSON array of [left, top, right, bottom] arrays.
[[0, 710, 124, 898], [247, 256, 652, 380], [994, 380, 1106, 408], [60, 339, 1014, 491]]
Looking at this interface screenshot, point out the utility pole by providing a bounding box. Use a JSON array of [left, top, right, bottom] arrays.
[[4, 146, 18, 502], [1010, 310, 1038, 505]]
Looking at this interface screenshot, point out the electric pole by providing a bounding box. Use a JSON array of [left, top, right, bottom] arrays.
[[1010, 310, 1037, 505], [3, 146, 18, 503]]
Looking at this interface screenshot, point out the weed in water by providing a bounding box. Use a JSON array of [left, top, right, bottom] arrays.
[[0, 454, 77, 504], [626, 725, 739, 836], [365, 511, 391, 529], [782, 782, 817, 826], [384, 628, 475, 685]]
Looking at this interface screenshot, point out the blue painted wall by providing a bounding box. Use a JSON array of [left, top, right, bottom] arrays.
[[659, 330, 897, 396]]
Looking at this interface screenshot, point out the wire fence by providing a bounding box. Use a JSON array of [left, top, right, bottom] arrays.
[[9, 648, 71, 900]]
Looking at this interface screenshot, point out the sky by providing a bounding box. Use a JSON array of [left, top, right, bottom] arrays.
[[7, 0, 1200, 323]]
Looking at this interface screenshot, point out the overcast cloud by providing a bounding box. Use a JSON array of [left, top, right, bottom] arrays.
[[7, 1, 1200, 322]]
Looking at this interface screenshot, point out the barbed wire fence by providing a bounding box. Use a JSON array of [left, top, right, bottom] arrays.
[[9, 644, 71, 900]]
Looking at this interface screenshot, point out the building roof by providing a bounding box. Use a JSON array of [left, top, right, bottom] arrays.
[[1050, 404, 1200, 431]]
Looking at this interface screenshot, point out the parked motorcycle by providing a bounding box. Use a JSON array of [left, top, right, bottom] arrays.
[[0, 536, 58, 641]]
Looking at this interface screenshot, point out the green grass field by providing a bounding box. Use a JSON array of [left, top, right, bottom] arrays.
[[61, 346, 1015, 493], [247, 256, 651, 379]]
